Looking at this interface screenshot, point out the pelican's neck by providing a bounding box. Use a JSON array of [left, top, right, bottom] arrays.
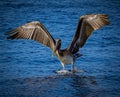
[[55, 39, 61, 56], [55, 47, 60, 55], [56, 47, 64, 59]]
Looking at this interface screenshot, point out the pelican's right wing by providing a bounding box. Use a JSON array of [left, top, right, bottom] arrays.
[[7, 21, 56, 51]]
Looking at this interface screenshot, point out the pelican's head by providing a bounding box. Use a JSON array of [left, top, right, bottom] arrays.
[[53, 38, 61, 55]]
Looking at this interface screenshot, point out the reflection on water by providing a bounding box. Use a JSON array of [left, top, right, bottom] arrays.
[[0, 75, 99, 97], [1, 74, 119, 97]]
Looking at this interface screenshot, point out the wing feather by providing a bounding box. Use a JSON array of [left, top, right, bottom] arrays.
[[7, 21, 56, 51], [67, 14, 110, 54]]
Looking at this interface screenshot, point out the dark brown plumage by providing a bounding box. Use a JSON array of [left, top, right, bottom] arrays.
[[7, 14, 110, 73], [67, 14, 109, 54]]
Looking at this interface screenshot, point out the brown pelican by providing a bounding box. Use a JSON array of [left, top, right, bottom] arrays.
[[7, 14, 109, 74]]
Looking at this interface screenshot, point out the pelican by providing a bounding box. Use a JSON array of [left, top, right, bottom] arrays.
[[6, 14, 109, 74]]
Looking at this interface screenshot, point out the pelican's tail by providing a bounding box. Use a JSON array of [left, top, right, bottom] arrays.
[[74, 53, 83, 59]]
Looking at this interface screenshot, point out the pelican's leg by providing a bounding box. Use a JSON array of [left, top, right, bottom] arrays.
[[61, 62, 65, 70], [71, 63, 84, 73], [71, 63, 76, 73], [56, 62, 71, 75]]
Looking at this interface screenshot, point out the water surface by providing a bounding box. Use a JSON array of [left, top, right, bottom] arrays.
[[0, 0, 120, 97]]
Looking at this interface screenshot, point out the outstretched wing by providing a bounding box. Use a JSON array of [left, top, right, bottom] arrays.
[[67, 14, 110, 54], [7, 21, 56, 51]]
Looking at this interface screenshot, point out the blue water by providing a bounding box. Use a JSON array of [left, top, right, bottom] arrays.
[[0, 0, 120, 97]]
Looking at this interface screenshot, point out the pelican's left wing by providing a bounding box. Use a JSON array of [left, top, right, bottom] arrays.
[[7, 21, 56, 52], [67, 14, 110, 54]]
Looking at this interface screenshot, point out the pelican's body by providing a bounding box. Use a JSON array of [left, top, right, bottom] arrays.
[[6, 14, 110, 74], [56, 49, 74, 66]]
